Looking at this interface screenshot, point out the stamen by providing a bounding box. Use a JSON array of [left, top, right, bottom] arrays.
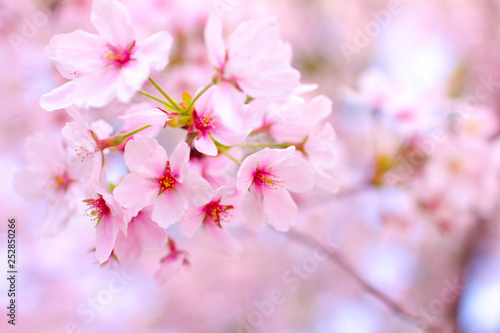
[[69, 71, 82, 78], [84, 196, 109, 224], [158, 161, 177, 194], [53, 172, 71, 191], [253, 168, 283, 190], [194, 109, 219, 132], [204, 200, 234, 228], [75, 146, 94, 162], [104, 41, 135, 68]]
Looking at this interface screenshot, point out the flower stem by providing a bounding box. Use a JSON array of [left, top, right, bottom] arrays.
[[138, 91, 175, 109], [120, 125, 151, 140], [185, 82, 214, 113], [218, 146, 241, 166], [287, 230, 444, 333], [148, 77, 183, 112]]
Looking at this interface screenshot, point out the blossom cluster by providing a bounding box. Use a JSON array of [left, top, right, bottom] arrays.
[[15, 0, 337, 282]]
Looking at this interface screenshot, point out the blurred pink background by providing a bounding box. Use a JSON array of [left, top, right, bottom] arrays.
[[1, 0, 500, 332]]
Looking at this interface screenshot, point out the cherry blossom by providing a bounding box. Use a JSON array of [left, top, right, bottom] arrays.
[[113, 136, 214, 227], [84, 182, 130, 264], [189, 86, 255, 156], [61, 106, 114, 192], [40, 0, 173, 111], [14, 133, 90, 236], [154, 238, 190, 284], [179, 187, 242, 256], [205, 14, 300, 100], [236, 146, 314, 231]]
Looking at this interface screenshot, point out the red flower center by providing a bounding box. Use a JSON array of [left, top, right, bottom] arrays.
[[53, 172, 71, 191], [253, 168, 283, 190], [85, 196, 110, 222], [193, 110, 219, 132], [203, 200, 234, 228], [104, 41, 135, 68], [158, 161, 177, 194]]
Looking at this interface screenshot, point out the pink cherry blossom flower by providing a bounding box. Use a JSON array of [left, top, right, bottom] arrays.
[[179, 187, 242, 257], [40, 0, 173, 111], [189, 86, 254, 156], [14, 132, 90, 237], [236, 146, 314, 231], [84, 182, 130, 264], [113, 207, 167, 265], [113, 136, 214, 227], [205, 14, 300, 100], [269, 95, 339, 193], [61, 106, 114, 193], [154, 238, 190, 284]]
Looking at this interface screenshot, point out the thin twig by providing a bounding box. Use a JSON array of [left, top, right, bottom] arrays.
[[184, 82, 213, 112], [287, 229, 444, 333], [148, 77, 183, 112], [138, 91, 174, 108]]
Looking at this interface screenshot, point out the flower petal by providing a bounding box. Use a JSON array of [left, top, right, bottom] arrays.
[[113, 173, 158, 209], [204, 13, 226, 68], [40, 80, 77, 112], [114, 229, 141, 265], [262, 188, 297, 231], [72, 67, 118, 109], [115, 57, 150, 103], [169, 141, 191, 178], [152, 192, 188, 227], [179, 207, 205, 238], [123, 135, 167, 178], [40, 192, 75, 237], [135, 31, 174, 72], [241, 187, 265, 228], [91, 0, 135, 46], [95, 215, 120, 263], [154, 256, 184, 284], [46, 29, 105, 77], [177, 173, 214, 207], [272, 154, 314, 193], [194, 134, 218, 156]]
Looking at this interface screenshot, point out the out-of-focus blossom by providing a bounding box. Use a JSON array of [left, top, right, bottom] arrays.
[[61, 106, 114, 193], [14, 132, 90, 237], [154, 238, 190, 284], [267, 95, 339, 192]]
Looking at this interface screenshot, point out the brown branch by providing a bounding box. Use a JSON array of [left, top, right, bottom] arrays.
[[287, 229, 444, 333]]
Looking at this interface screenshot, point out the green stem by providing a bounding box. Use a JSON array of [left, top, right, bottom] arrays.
[[148, 77, 183, 112], [185, 82, 214, 113], [138, 91, 175, 109], [218, 146, 241, 166], [120, 125, 151, 140]]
